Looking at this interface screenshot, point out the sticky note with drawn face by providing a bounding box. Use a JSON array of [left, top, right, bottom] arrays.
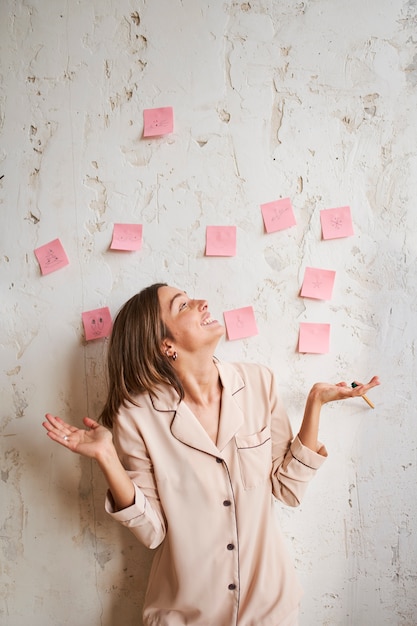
[[34, 238, 69, 275], [82, 307, 112, 341], [110, 223, 143, 251], [261, 197, 296, 233], [298, 322, 330, 354], [205, 226, 236, 256], [143, 107, 174, 137], [300, 267, 336, 300], [223, 306, 258, 341], [320, 206, 354, 240]]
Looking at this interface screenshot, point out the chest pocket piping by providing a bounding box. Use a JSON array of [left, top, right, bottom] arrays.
[[235, 426, 272, 489]]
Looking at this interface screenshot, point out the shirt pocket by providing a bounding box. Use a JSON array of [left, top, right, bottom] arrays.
[[235, 426, 272, 489]]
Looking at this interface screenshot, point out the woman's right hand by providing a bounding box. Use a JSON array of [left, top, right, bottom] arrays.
[[42, 413, 114, 460]]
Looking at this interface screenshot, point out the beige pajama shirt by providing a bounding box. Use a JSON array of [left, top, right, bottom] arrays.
[[105, 360, 327, 625]]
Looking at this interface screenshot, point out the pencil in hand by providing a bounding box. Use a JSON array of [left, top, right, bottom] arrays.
[[351, 382, 375, 409]]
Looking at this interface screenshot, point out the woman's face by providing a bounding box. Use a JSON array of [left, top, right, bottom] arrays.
[[158, 285, 224, 354]]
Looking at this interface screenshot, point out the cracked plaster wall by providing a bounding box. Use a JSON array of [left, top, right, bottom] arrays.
[[1, 1, 416, 624]]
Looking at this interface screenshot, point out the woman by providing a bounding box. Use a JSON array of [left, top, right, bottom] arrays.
[[43, 283, 379, 626]]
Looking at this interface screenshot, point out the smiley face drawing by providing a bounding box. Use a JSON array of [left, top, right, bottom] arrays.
[[90, 315, 105, 336]]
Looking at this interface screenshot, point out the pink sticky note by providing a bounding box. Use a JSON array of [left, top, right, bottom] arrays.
[[34, 238, 69, 275], [143, 106, 174, 137], [300, 267, 336, 300], [223, 306, 258, 341], [110, 223, 143, 251], [82, 307, 112, 341], [298, 323, 330, 354], [261, 197, 296, 233], [320, 206, 354, 240], [205, 226, 236, 256]]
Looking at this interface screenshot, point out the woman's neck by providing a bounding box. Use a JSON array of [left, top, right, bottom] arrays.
[[176, 356, 221, 407], [178, 358, 222, 445]]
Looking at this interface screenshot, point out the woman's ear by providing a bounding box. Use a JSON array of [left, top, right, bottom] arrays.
[[161, 339, 173, 357]]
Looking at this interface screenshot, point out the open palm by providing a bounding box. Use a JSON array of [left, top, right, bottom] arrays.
[[42, 413, 113, 460], [311, 376, 380, 405]]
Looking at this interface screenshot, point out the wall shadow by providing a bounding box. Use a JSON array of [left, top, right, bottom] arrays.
[[78, 338, 154, 626]]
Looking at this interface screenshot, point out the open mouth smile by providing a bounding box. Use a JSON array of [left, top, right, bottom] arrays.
[[201, 316, 217, 326]]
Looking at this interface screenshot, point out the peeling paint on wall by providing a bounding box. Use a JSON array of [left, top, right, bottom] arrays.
[[1, 0, 417, 624]]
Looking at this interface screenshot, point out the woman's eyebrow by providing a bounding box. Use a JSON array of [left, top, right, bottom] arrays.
[[169, 291, 187, 311]]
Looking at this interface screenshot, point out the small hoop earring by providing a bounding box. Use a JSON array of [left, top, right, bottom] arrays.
[[172, 351, 178, 361]]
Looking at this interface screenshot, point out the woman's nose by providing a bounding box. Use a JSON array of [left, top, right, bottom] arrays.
[[197, 299, 208, 311]]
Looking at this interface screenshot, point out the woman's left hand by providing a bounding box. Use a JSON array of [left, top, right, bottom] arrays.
[[308, 376, 380, 405]]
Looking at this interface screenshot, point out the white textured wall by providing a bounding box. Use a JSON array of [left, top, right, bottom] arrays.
[[1, 1, 416, 624]]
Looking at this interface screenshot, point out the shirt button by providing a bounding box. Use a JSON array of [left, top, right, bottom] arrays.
[[228, 583, 236, 590], [223, 500, 231, 506], [216, 457, 222, 463], [227, 543, 235, 550]]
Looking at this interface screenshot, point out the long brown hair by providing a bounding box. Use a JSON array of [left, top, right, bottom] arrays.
[[99, 283, 184, 428]]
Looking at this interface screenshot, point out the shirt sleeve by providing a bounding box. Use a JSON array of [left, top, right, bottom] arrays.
[[268, 369, 327, 507], [104, 404, 167, 549]]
